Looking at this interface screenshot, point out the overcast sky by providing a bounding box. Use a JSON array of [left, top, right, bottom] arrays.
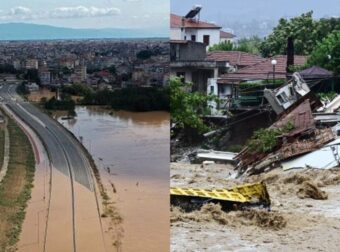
[[171, 0, 340, 23], [0, 0, 169, 29]]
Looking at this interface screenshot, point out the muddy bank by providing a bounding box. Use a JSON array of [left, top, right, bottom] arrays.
[[171, 162, 340, 251]]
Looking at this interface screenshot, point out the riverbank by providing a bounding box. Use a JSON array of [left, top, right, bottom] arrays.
[[0, 113, 35, 251]]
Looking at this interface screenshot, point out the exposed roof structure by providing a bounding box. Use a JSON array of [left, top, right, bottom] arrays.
[[220, 30, 236, 39], [206, 51, 264, 68], [170, 14, 221, 29], [218, 55, 307, 83], [299, 66, 333, 79], [272, 99, 315, 137]]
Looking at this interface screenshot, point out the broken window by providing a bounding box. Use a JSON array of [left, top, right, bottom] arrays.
[[289, 86, 294, 96], [276, 94, 284, 104], [281, 92, 289, 102]]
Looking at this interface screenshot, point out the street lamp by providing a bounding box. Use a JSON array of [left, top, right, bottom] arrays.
[[271, 59, 277, 84]]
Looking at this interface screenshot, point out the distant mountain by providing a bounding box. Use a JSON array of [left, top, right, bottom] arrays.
[[0, 23, 168, 40]]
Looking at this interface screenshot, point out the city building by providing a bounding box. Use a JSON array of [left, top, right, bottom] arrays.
[[39, 67, 51, 85], [25, 59, 39, 70]]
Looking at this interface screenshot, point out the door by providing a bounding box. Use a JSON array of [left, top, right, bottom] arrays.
[[203, 35, 210, 46]]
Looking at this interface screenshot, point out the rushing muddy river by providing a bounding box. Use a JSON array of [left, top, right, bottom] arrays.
[[56, 106, 170, 252]]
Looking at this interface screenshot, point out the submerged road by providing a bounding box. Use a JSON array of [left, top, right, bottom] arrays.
[[0, 83, 106, 252]]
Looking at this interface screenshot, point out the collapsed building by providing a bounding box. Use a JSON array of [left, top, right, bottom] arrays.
[[235, 73, 338, 175]]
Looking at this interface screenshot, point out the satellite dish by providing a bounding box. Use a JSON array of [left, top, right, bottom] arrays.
[[185, 5, 202, 19]]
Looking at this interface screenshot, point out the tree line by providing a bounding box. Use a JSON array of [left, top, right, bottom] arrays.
[[81, 86, 169, 112], [209, 12, 340, 74]]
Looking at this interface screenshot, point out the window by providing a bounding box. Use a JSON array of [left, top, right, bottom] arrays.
[[276, 94, 284, 104], [289, 86, 294, 96], [281, 92, 289, 102], [210, 85, 214, 93], [203, 35, 210, 46], [191, 35, 196, 42]]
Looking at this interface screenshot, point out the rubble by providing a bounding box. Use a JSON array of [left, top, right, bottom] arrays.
[[196, 149, 237, 163], [235, 73, 338, 175], [297, 182, 328, 200]]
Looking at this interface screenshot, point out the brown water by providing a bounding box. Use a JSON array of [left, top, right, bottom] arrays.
[[56, 106, 170, 252]]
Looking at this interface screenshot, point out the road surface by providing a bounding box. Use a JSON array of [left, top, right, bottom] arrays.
[[0, 83, 107, 252]]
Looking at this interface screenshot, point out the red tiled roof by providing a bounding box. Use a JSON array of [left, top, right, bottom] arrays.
[[206, 51, 264, 67], [170, 14, 221, 29], [220, 30, 236, 39], [218, 55, 307, 83]]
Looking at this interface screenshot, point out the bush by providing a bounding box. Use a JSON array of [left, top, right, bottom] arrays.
[[247, 122, 294, 153], [44, 96, 75, 111]]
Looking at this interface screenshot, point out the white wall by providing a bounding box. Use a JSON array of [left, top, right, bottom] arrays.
[[171, 27, 220, 48], [207, 78, 218, 114], [220, 37, 235, 43], [171, 28, 181, 40], [196, 29, 220, 48]]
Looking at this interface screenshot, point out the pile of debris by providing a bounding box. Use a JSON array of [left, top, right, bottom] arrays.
[[170, 182, 271, 212], [235, 73, 339, 175]]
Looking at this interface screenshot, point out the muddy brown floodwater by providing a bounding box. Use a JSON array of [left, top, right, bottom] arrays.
[[55, 106, 170, 252]]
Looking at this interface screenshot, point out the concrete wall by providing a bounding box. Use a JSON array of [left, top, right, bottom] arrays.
[[170, 41, 206, 62]]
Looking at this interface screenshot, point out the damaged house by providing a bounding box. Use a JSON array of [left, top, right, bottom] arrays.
[[235, 73, 336, 175]]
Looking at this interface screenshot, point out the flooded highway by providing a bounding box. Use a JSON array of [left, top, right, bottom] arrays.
[[56, 106, 170, 252]]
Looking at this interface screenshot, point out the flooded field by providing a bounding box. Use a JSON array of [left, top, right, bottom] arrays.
[[56, 106, 170, 252]]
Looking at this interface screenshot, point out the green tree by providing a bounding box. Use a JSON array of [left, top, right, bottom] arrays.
[[315, 17, 340, 42], [308, 31, 340, 74], [260, 11, 316, 56], [237, 36, 263, 54], [209, 37, 263, 54], [136, 50, 153, 60], [62, 84, 93, 97], [209, 41, 234, 52], [170, 78, 214, 133], [260, 12, 340, 57]]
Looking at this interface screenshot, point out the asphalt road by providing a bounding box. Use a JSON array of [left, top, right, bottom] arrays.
[[0, 83, 108, 252], [0, 83, 93, 189]]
